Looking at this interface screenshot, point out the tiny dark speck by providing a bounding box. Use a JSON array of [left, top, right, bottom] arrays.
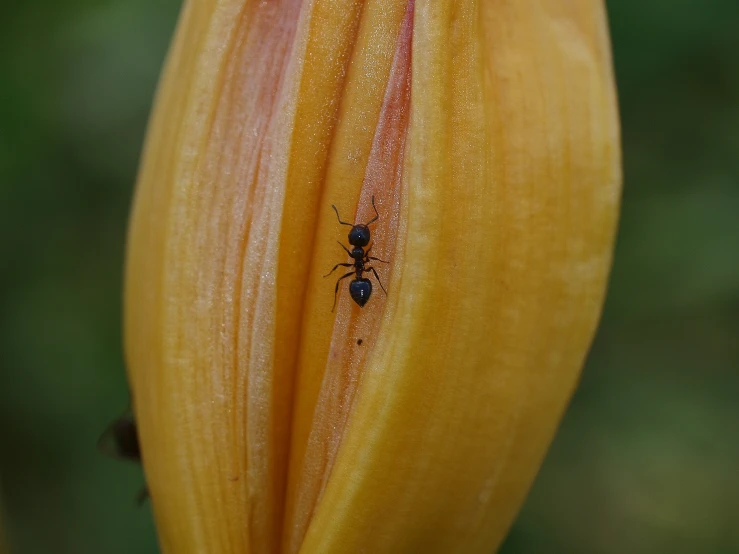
[[357, 339, 363, 346]]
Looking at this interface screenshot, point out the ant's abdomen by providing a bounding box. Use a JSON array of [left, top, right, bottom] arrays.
[[349, 278, 372, 307]]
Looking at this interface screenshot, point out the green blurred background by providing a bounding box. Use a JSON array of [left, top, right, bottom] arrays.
[[1, 0, 737, 553]]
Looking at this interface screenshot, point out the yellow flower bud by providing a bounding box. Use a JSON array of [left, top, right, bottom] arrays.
[[124, 1, 620, 553]]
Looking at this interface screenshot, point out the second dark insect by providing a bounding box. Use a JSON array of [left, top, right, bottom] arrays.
[[98, 408, 149, 504], [325, 196, 388, 311]]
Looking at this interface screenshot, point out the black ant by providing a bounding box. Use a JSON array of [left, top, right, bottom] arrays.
[[99, 410, 141, 462], [325, 195, 388, 311], [99, 407, 149, 504]]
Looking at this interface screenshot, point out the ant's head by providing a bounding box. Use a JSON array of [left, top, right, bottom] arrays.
[[348, 224, 371, 247]]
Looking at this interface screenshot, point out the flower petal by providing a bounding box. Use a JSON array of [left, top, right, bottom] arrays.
[[297, 1, 620, 552]]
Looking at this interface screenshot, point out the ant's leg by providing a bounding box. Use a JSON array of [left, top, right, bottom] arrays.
[[324, 262, 353, 278], [332, 205, 354, 226], [337, 241, 352, 256], [332, 271, 355, 312], [365, 244, 388, 264], [366, 266, 387, 294], [364, 195, 379, 226]]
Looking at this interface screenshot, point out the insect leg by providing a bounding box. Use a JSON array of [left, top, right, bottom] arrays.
[[337, 241, 352, 256], [324, 262, 353, 278], [365, 244, 388, 264], [366, 266, 387, 294], [332, 271, 356, 312]]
